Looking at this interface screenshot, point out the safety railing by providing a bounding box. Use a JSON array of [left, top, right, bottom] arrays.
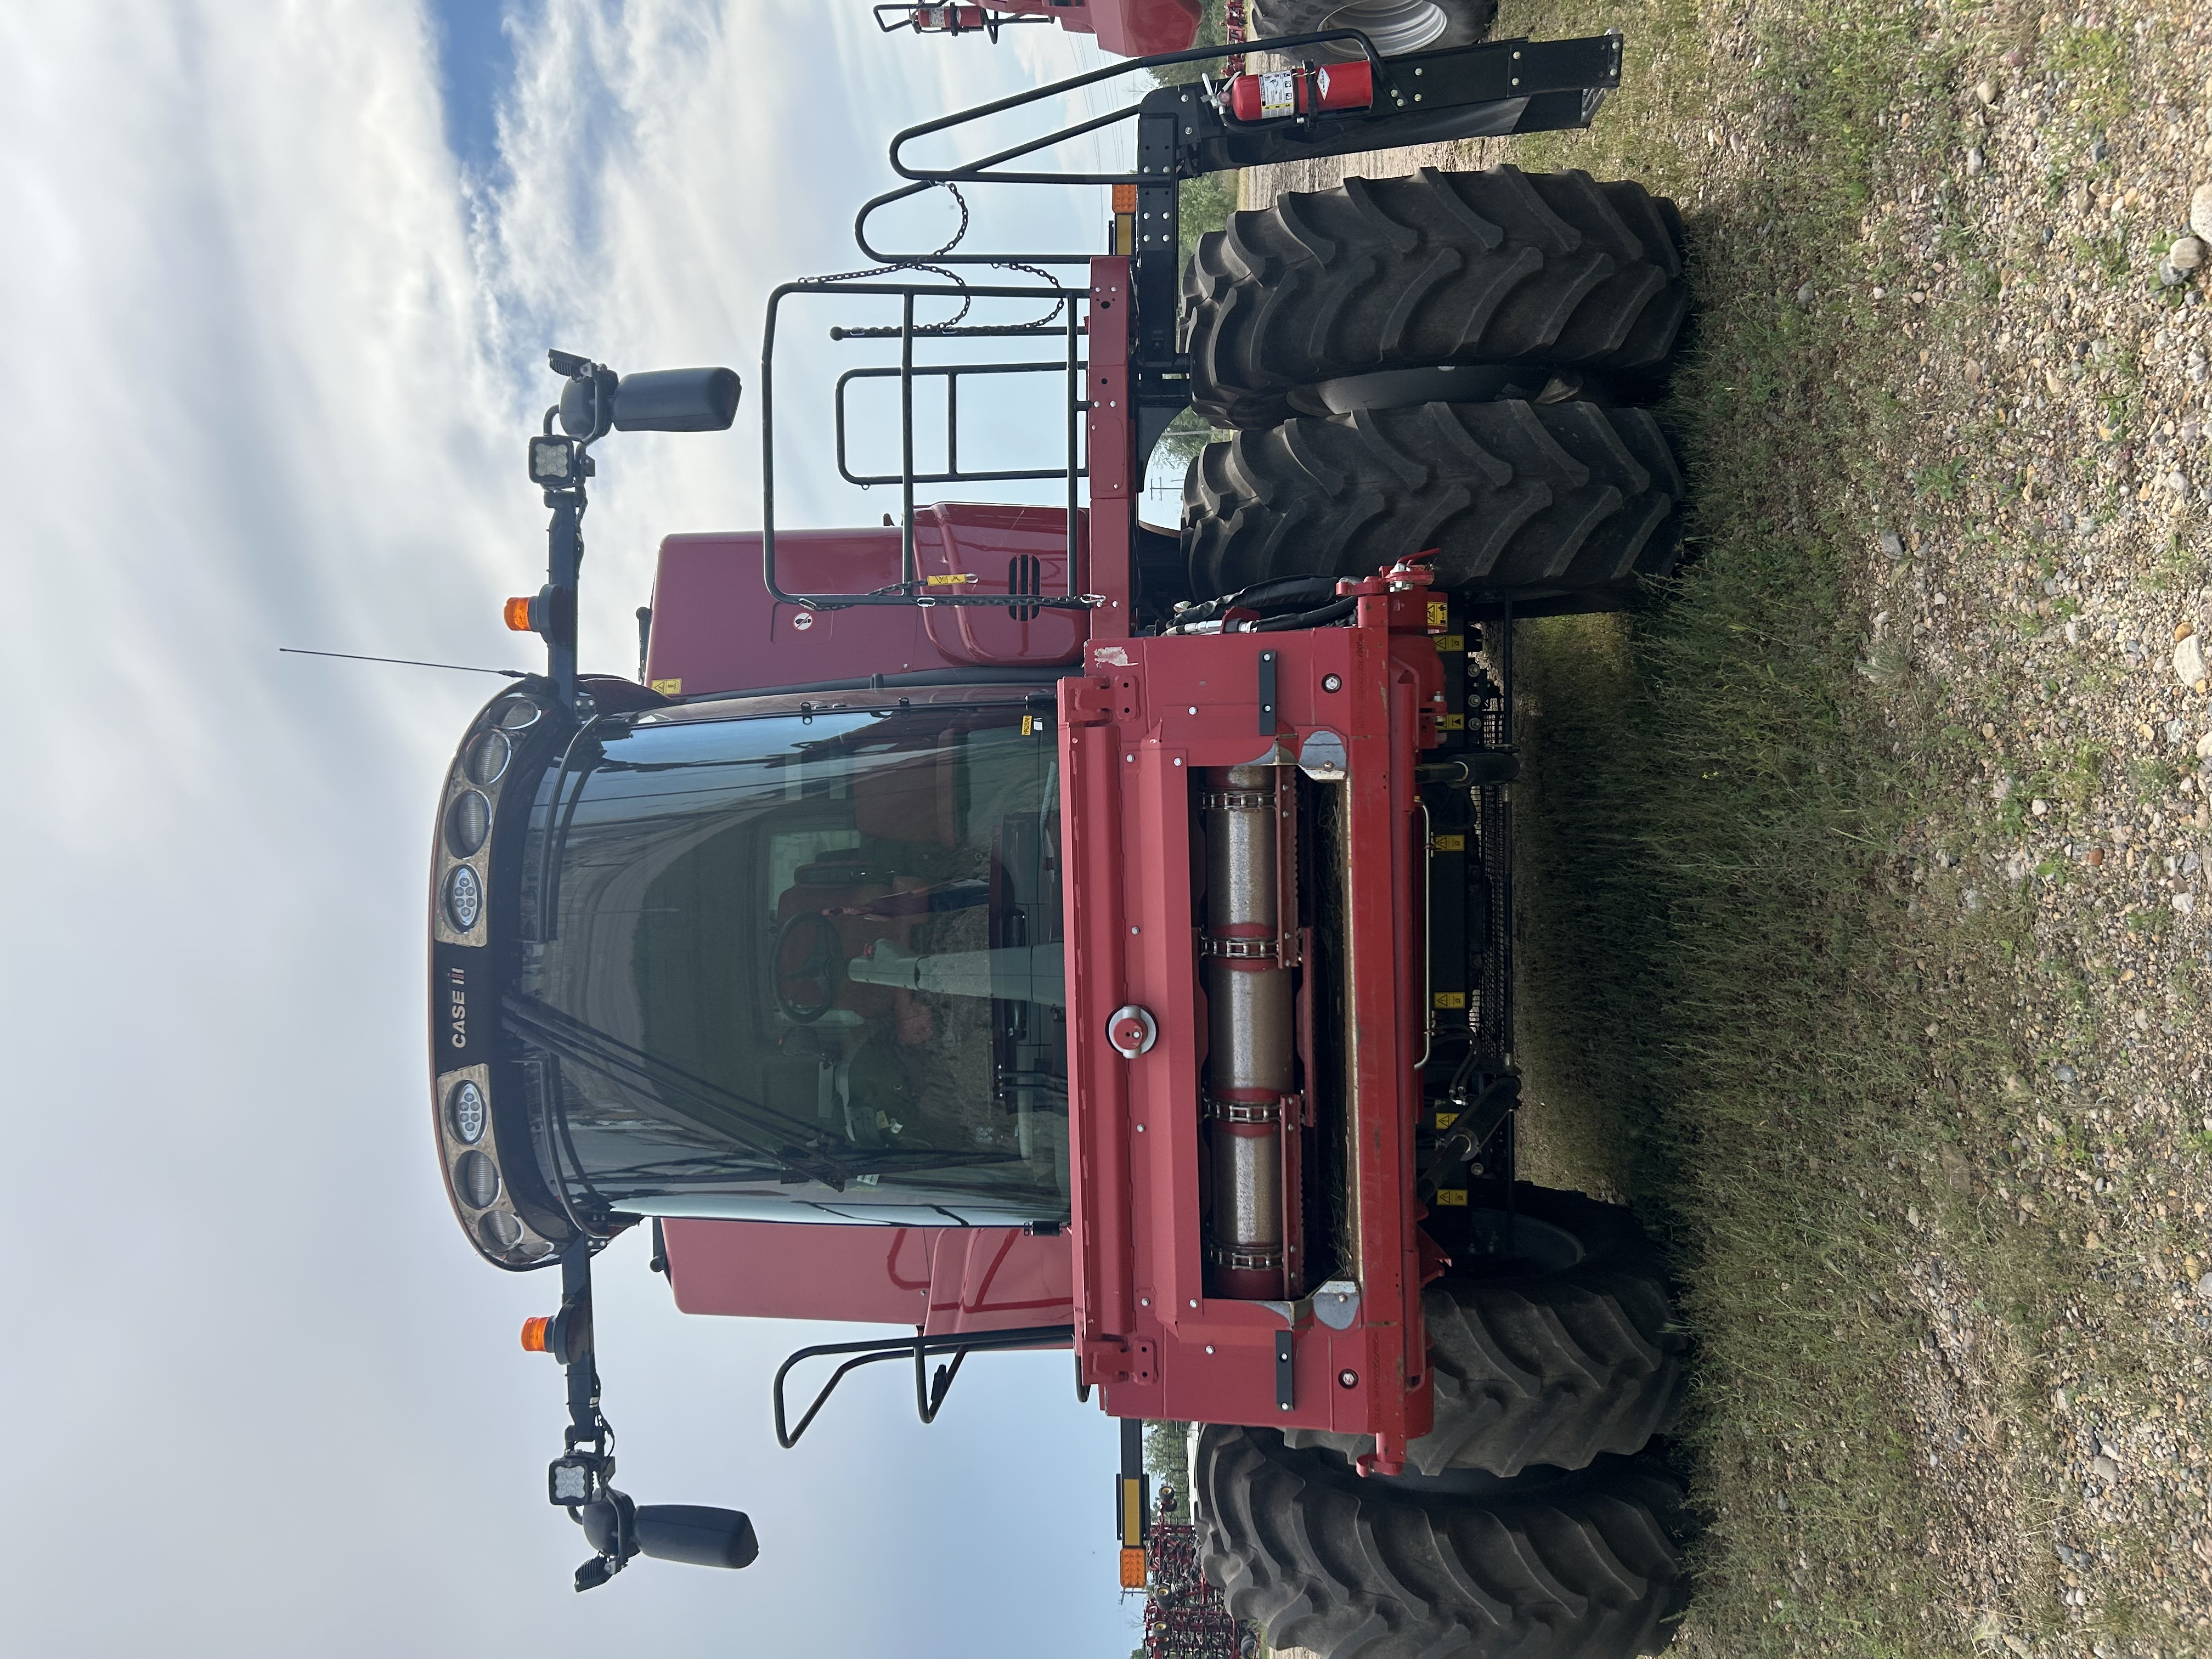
[[834, 359, 1088, 489], [850, 29, 1385, 269], [760, 278, 1092, 612]]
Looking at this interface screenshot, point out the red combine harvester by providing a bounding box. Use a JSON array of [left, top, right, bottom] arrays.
[[431, 27, 1692, 1656]]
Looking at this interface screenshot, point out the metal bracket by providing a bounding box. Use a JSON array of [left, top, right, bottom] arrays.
[[1312, 1279, 1361, 1330], [1274, 1330, 1296, 1412]]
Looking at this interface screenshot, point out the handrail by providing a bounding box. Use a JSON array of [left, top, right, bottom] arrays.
[[760, 277, 1092, 612], [853, 29, 1383, 267], [772, 1323, 1076, 1447], [835, 361, 1091, 488]]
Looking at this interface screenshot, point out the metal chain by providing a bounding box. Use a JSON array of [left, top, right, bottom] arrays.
[[800, 182, 1067, 332]]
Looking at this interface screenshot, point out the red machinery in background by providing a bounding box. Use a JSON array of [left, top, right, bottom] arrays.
[[874, 0, 1203, 57]]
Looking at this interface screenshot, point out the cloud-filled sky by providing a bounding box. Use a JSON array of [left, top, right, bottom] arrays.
[[0, 2, 1155, 1650]]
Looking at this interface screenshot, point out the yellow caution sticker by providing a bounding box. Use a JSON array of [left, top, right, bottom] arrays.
[[1020, 715, 1036, 736], [1426, 599, 1448, 629], [1432, 833, 1465, 851], [1434, 1111, 1459, 1130], [926, 572, 980, 586], [1436, 634, 1463, 653], [1435, 1188, 1469, 1207], [1436, 713, 1465, 731], [650, 678, 682, 696], [1433, 991, 1467, 1010]]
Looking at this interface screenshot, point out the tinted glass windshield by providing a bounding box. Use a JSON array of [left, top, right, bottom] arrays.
[[515, 701, 1067, 1226]]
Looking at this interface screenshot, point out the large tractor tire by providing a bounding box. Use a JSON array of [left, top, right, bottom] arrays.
[[1282, 1186, 1685, 1477], [1183, 167, 1687, 430], [1194, 1427, 1688, 1659], [1246, 0, 1494, 60], [1182, 399, 1684, 614]]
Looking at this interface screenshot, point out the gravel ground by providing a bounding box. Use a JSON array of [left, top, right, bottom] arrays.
[[1234, 4, 2212, 1650]]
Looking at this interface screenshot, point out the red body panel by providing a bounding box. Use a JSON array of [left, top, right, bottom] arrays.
[[1086, 0, 1200, 57], [664, 1220, 1072, 1335], [1085, 261, 1134, 643], [645, 503, 1085, 697], [1056, 579, 1444, 1467], [940, 0, 1201, 52]]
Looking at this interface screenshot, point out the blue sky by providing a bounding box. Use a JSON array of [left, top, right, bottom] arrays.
[[0, 3, 1151, 1651], [430, 0, 533, 182]]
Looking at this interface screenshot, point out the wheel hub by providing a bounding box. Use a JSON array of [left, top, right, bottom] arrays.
[[1321, 0, 1448, 57]]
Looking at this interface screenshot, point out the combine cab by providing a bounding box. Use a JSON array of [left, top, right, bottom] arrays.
[[430, 27, 1692, 1656]]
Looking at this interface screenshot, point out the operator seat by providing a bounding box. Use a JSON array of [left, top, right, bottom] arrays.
[[773, 852, 915, 1020]]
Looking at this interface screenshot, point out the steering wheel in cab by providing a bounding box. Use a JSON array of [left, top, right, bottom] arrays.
[[772, 912, 847, 1024]]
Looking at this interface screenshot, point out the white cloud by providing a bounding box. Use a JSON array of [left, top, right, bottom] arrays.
[[0, 2, 1136, 1652]]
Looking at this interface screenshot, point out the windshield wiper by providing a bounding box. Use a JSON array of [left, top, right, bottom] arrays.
[[575, 1154, 791, 1187], [504, 992, 852, 1190], [832, 1143, 1026, 1181]]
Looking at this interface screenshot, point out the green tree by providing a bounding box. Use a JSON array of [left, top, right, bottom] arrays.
[[1143, 1419, 1192, 1520]]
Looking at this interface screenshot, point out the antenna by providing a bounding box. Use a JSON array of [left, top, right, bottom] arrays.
[[278, 647, 524, 678]]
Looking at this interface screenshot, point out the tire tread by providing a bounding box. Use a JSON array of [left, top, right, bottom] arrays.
[[1183, 401, 1684, 611], [1195, 1428, 1688, 1659], [1283, 1186, 1687, 1476], [1183, 167, 1690, 428]]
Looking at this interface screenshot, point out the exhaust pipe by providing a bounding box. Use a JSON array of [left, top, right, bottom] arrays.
[[1201, 765, 1294, 1300]]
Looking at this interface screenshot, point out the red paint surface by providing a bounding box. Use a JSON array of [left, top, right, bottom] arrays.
[[1055, 577, 1444, 1463], [645, 504, 1085, 697], [664, 1220, 1073, 1335], [933, 0, 1201, 52], [1086, 0, 1200, 56], [1085, 262, 1133, 643]]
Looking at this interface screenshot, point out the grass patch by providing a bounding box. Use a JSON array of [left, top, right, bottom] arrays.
[[1228, 0, 2208, 1649], [1488, 0, 2074, 1652]]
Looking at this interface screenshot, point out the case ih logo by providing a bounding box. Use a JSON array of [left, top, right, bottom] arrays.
[[448, 965, 468, 1049]]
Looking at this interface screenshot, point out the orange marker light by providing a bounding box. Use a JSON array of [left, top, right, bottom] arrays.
[[1111, 183, 1136, 213], [1118, 1547, 1147, 1589], [520, 1314, 554, 1353], [503, 596, 534, 633]]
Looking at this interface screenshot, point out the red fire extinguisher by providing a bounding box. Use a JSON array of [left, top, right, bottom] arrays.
[[1226, 59, 1375, 122]]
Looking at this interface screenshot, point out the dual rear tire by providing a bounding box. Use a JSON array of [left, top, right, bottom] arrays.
[[1178, 166, 1691, 616], [1177, 167, 1696, 1658], [1190, 1189, 1690, 1659]]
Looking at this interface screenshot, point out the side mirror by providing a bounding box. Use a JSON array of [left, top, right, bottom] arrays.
[[634, 1504, 759, 1570], [611, 367, 741, 433]]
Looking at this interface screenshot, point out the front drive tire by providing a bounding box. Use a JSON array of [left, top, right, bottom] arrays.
[[1194, 1427, 1689, 1659], [1182, 399, 1685, 615], [1283, 1185, 1686, 1477]]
